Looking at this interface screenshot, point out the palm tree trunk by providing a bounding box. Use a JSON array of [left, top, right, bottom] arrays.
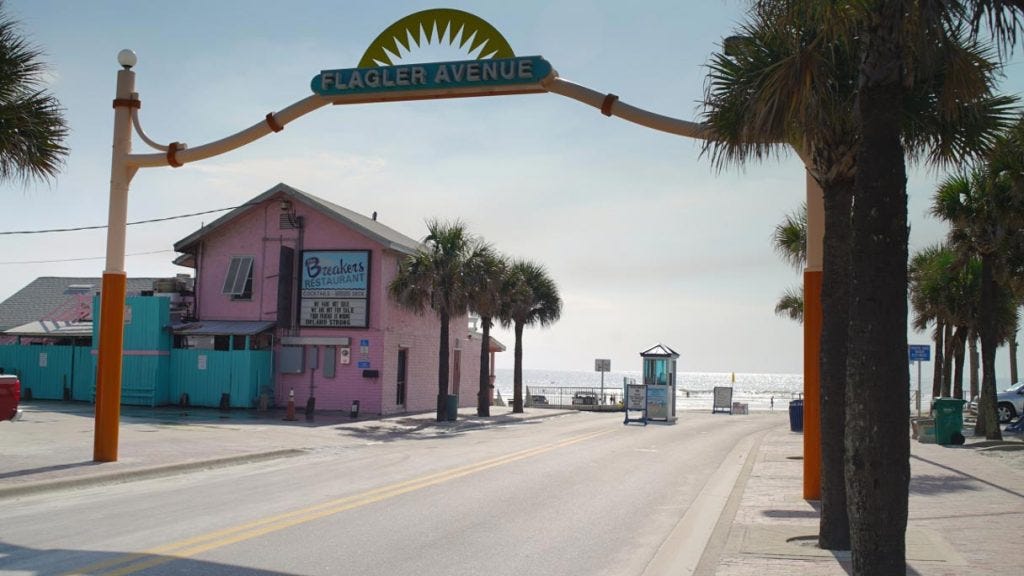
[[941, 323, 954, 397], [932, 321, 944, 399], [437, 312, 451, 421], [512, 321, 524, 413], [976, 254, 1002, 440], [952, 326, 966, 399], [845, 2, 909, 572], [969, 331, 980, 400], [478, 317, 492, 417], [819, 177, 852, 551]]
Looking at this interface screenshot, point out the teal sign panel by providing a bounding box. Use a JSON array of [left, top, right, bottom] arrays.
[[312, 56, 552, 97]]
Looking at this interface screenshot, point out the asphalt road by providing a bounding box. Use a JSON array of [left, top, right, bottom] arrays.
[[0, 411, 783, 576]]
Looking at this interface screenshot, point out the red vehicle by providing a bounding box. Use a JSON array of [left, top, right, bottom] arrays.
[[0, 373, 22, 421]]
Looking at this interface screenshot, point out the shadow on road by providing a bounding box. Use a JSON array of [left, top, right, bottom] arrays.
[[0, 541, 302, 576]]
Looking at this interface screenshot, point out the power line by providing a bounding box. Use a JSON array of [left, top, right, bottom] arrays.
[[0, 249, 175, 266], [0, 203, 254, 235]]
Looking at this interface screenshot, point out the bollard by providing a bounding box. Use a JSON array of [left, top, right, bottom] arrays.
[[284, 388, 297, 421]]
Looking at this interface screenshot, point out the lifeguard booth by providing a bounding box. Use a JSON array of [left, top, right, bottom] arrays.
[[640, 344, 678, 423]]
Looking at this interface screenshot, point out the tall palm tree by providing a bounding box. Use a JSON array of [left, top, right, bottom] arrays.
[[465, 249, 507, 417], [0, 1, 69, 185], [708, 0, 1014, 557], [846, 1, 1022, 570], [389, 219, 482, 421], [500, 260, 561, 414], [932, 168, 1023, 438]]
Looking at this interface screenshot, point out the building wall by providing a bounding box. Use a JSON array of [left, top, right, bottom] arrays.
[[193, 194, 482, 414]]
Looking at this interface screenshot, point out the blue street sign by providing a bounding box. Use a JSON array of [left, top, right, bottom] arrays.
[[360, 339, 370, 347], [908, 345, 931, 362], [357, 360, 371, 369], [312, 56, 553, 99]]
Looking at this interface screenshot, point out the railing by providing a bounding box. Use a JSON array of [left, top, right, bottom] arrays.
[[524, 386, 623, 412]]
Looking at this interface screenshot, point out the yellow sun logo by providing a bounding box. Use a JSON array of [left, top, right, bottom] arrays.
[[359, 8, 516, 68]]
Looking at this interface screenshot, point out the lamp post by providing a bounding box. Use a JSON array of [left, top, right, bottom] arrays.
[[93, 50, 327, 462], [94, 49, 138, 462]]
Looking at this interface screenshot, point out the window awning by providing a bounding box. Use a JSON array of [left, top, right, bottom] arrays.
[[171, 320, 275, 336]]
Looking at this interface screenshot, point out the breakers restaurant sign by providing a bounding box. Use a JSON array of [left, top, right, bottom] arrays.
[[300, 250, 370, 328], [311, 56, 553, 102]]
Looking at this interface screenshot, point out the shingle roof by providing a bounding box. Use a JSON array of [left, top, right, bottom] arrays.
[[173, 183, 422, 256], [0, 277, 163, 332]]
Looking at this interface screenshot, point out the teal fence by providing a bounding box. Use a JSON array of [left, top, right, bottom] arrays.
[[0, 344, 93, 401], [169, 349, 272, 408]]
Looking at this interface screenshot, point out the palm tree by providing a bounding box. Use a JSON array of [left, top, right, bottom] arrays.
[[772, 204, 807, 323], [465, 249, 507, 417], [909, 244, 982, 399], [774, 286, 804, 322], [500, 260, 562, 414], [846, 2, 1022, 569], [932, 168, 1023, 438], [388, 219, 482, 421], [0, 2, 69, 185], [707, 0, 1014, 557]]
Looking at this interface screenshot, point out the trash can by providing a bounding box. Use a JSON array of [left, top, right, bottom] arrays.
[[445, 394, 459, 422], [789, 399, 804, 432], [932, 397, 966, 445]]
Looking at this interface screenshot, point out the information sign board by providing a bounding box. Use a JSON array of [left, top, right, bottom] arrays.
[[300, 250, 370, 328], [908, 344, 931, 362]]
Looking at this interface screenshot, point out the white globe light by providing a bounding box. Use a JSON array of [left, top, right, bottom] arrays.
[[117, 49, 137, 69]]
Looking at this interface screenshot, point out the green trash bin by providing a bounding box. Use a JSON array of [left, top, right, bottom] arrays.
[[445, 394, 459, 422], [932, 397, 966, 445]]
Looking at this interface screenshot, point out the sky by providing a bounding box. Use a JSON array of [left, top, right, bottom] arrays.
[[0, 0, 1021, 378]]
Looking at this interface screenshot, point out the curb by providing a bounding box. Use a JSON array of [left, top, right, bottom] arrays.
[[0, 448, 306, 501]]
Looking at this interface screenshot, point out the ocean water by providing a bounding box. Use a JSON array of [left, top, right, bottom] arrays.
[[493, 368, 806, 412], [494, 368, 943, 413]]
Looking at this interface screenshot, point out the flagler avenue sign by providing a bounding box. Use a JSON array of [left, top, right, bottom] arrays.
[[311, 56, 553, 100]]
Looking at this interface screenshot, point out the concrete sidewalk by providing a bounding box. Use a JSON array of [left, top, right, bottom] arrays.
[[2, 402, 1022, 575], [701, 424, 1024, 576]]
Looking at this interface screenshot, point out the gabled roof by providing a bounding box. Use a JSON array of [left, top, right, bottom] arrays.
[[0, 277, 163, 332], [173, 183, 422, 256], [639, 343, 679, 358]]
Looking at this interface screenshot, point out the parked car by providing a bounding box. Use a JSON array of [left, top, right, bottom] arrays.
[[0, 374, 23, 421], [968, 381, 1024, 423], [529, 395, 549, 406], [572, 392, 598, 406]]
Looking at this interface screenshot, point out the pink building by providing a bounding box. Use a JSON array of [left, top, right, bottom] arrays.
[[173, 183, 494, 415]]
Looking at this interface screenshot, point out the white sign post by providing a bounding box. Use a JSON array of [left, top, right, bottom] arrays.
[[909, 345, 931, 416], [595, 358, 611, 404]]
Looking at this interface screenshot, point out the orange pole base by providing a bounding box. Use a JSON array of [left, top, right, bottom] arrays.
[[94, 271, 127, 462], [803, 269, 822, 500]]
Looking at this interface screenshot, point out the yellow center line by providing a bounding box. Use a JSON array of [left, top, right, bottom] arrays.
[[63, 429, 610, 576]]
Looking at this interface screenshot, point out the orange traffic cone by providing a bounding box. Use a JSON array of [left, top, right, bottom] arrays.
[[284, 388, 297, 421]]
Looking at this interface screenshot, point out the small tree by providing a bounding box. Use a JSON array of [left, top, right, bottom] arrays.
[[389, 219, 482, 421], [465, 249, 507, 417], [500, 260, 561, 413]]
